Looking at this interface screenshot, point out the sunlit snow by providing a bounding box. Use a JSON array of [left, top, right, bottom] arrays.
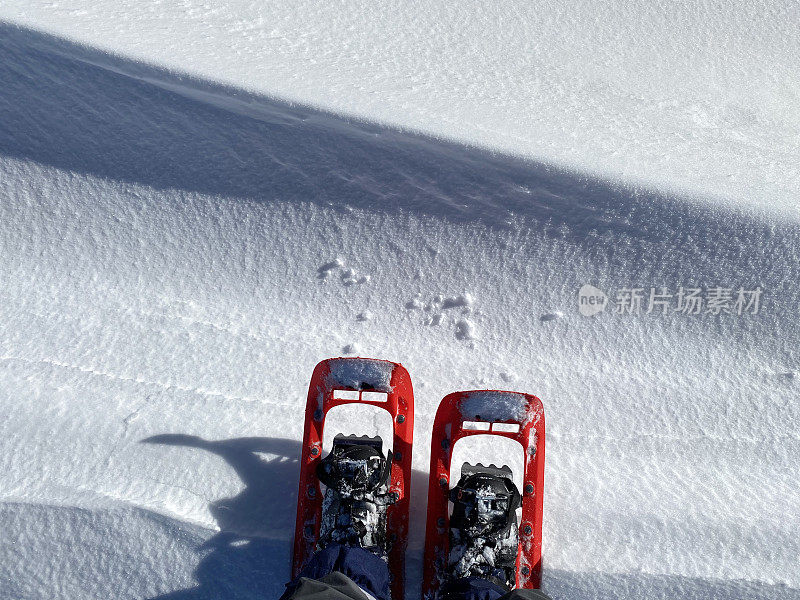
[[1, 3, 798, 600]]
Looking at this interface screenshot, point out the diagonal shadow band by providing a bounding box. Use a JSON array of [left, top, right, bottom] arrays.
[[1, 20, 795, 253], [2, 21, 797, 356]]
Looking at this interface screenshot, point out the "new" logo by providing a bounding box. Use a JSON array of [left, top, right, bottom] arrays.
[[578, 284, 608, 316]]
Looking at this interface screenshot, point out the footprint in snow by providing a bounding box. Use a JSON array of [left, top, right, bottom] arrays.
[[500, 371, 518, 383], [406, 292, 478, 341], [454, 318, 477, 340], [540, 312, 563, 323], [317, 258, 344, 279], [406, 292, 473, 314], [341, 268, 370, 286], [316, 258, 370, 285]]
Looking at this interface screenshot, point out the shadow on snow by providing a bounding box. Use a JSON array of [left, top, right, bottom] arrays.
[[2, 21, 797, 351], [140, 434, 431, 600], [1, 21, 796, 352], [142, 434, 300, 600]]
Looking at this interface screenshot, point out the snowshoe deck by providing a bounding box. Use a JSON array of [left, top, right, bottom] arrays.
[[422, 390, 545, 598], [447, 462, 522, 587], [316, 434, 396, 552]]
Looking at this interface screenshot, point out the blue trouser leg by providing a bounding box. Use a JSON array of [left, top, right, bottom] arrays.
[[281, 544, 390, 600], [282, 549, 552, 600]]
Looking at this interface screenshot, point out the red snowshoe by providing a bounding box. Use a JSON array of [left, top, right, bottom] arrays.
[[292, 358, 415, 600], [422, 390, 545, 599]]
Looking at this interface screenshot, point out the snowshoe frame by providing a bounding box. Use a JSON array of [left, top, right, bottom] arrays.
[[422, 390, 545, 598], [292, 358, 414, 600]]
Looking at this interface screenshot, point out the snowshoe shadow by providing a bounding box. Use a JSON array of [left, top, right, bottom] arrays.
[[143, 434, 301, 599], [143, 434, 300, 538]]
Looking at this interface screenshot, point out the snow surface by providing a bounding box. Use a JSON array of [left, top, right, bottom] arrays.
[[3, 1, 800, 215], [1, 4, 799, 600]]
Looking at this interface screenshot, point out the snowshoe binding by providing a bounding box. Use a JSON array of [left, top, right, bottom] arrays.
[[446, 463, 522, 588], [316, 434, 399, 556]]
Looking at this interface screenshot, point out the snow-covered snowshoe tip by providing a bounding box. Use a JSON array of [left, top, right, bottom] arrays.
[[316, 434, 398, 553]]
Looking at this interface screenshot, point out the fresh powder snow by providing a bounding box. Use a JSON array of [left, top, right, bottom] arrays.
[[0, 2, 798, 600]]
